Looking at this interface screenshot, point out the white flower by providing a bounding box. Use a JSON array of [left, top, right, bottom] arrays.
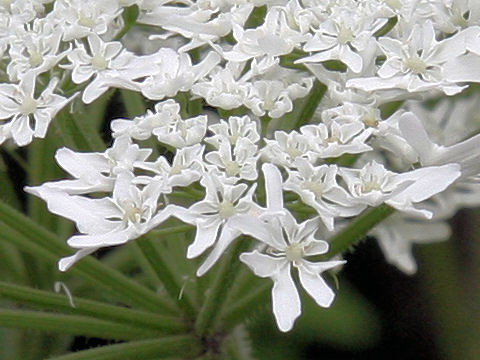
[[224, 7, 309, 63], [262, 130, 310, 168], [297, 9, 385, 73], [0, 72, 70, 146], [66, 34, 155, 103], [111, 100, 181, 140], [284, 158, 364, 230], [138, 1, 253, 51], [205, 138, 259, 183], [35, 136, 152, 194], [140, 49, 220, 100], [51, 0, 122, 41], [221, 163, 345, 332], [233, 210, 344, 332], [111, 99, 207, 148], [300, 121, 373, 159], [205, 115, 260, 148], [152, 114, 207, 149], [26, 171, 180, 271], [340, 160, 461, 218], [173, 175, 261, 276], [135, 144, 205, 190], [6, 19, 67, 81], [347, 22, 472, 95], [191, 63, 249, 110]]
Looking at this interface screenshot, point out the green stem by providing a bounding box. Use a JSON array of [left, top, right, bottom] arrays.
[[2, 147, 29, 174], [0, 281, 186, 334], [136, 236, 197, 317], [0, 309, 159, 340], [222, 282, 270, 331], [47, 336, 201, 360], [0, 201, 177, 314], [289, 80, 326, 130], [149, 224, 193, 237], [120, 89, 146, 117], [55, 106, 105, 152], [0, 242, 28, 282], [260, 115, 271, 138], [114, 5, 139, 41], [325, 204, 395, 257], [195, 239, 251, 336]]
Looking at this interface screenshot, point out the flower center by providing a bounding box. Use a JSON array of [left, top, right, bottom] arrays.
[[337, 25, 354, 45], [326, 135, 340, 143], [178, 122, 188, 139], [170, 163, 183, 175], [19, 96, 38, 115], [361, 179, 382, 193], [303, 180, 325, 199], [384, 0, 401, 9], [361, 114, 379, 128], [91, 55, 108, 71], [451, 10, 468, 27], [404, 55, 427, 75], [224, 160, 240, 177], [78, 14, 95, 28], [218, 200, 235, 219], [29, 51, 43, 67], [122, 201, 145, 223], [286, 145, 302, 159], [228, 133, 239, 144], [0, 0, 10, 9], [286, 243, 304, 262]]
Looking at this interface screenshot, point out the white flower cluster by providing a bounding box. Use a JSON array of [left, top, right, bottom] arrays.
[[9, 0, 480, 331]]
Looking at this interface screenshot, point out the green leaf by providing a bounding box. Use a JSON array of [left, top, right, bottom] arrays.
[[195, 239, 252, 336], [54, 103, 105, 152], [0, 155, 20, 209], [47, 336, 202, 360], [0, 309, 160, 340], [244, 5, 266, 29], [136, 235, 197, 317], [120, 89, 146, 118], [0, 281, 186, 334]]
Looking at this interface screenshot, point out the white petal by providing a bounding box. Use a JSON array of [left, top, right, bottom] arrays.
[[186, 220, 221, 258], [239, 250, 286, 278], [444, 53, 480, 83], [397, 112, 437, 164], [338, 45, 363, 73], [67, 229, 132, 248], [58, 247, 98, 272], [228, 215, 284, 249], [392, 164, 461, 204], [298, 264, 335, 308], [272, 264, 301, 332], [196, 225, 240, 276], [304, 239, 329, 256], [262, 163, 284, 211]]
